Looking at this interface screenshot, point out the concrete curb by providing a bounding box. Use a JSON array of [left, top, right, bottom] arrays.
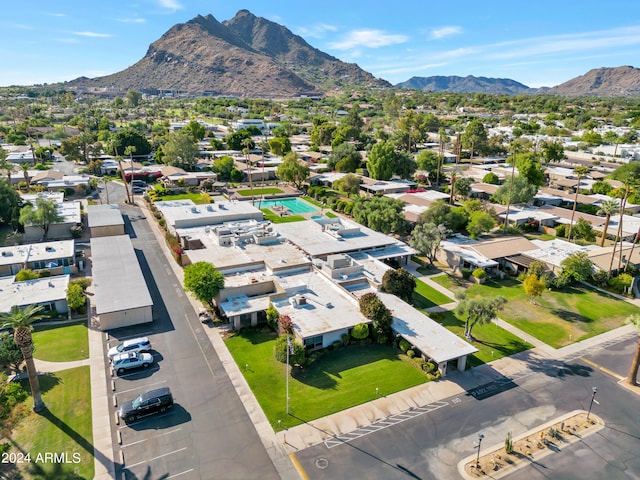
[[457, 410, 605, 480]]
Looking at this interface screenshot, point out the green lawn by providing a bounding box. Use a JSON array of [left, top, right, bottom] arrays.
[[432, 274, 639, 348], [412, 278, 453, 309], [325, 211, 338, 218], [260, 209, 306, 223], [157, 192, 211, 204], [12, 366, 93, 479], [225, 330, 428, 429], [33, 321, 89, 362], [236, 187, 284, 197], [433, 311, 533, 367]]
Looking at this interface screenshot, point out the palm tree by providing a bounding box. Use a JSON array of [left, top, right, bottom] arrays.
[[242, 138, 256, 205], [597, 199, 619, 247], [20, 163, 31, 191], [567, 166, 590, 242], [502, 142, 522, 233], [0, 146, 13, 186], [627, 314, 640, 386], [0, 305, 46, 412]]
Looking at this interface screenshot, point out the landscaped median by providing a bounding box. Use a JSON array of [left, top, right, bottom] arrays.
[[458, 410, 604, 479]]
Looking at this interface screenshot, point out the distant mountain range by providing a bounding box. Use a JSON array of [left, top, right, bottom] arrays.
[[64, 10, 639, 98], [68, 10, 389, 98], [396, 66, 640, 97]]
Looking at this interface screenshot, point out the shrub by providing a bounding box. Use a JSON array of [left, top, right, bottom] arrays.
[[38, 270, 52, 278], [422, 361, 436, 373], [505, 431, 513, 454], [70, 225, 83, 238], [407, 349, 415, 359], [15, 269, 38, 282], [398, 339, 411, 353], [278, 314, 294, 334], [608, 273, 633, 294], [351, 323, 369, 340], [460, 267, 472, 279], [341, 334, 350, 346], [332, 340, 343, 350], [472, 268, 487, 279], [274, 335, 305, 364]]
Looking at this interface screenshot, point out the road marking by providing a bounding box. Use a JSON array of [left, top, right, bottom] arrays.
[[167, 469, 194, 479], [581, 357, 625, 380], [124, 447, 188, 469], [118, 410, 174, 430], [121, 428, 182, 448], [183, 312, 217, 378], [115, 380, 167, 396], [289, 453, 310, 480], [114, 365, 160, 378], [324, 401, 448, 448]]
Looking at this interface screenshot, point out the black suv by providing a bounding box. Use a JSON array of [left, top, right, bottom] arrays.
[[119, 387, 173, 422]]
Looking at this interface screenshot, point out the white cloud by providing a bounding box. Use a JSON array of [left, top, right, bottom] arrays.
[[296, 23, 338, 39], [157, 0, 182, 10], [48, 13, 66, 18], [328, 29, 408, 50], [117, 17, 147, 24], [430, 26, 462, 40], [72, 31, 113, 38]]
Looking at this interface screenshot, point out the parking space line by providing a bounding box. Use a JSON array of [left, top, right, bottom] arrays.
[[114, 365, 160, 378], [167, 469, 195, 479], [118, 411, 174, 430], [121, 428, 182, 448], [124, 447, 188, 469], [115, 380, 167, 396], [183, 313, 217, 379]]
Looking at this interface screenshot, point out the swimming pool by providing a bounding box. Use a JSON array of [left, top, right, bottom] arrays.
[[259, 198, 319, 214]]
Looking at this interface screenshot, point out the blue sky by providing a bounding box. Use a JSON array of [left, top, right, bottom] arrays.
[[1, 0, 639, 89]]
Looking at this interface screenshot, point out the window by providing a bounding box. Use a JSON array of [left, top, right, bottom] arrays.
[[304, 335, 323, 350]]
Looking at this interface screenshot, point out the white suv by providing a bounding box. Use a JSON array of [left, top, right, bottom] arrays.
[[111, 352, 154, 374], [108, 337, 151, 360]]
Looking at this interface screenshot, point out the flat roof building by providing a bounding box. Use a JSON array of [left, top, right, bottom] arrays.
[[90, 235, 153, 330]]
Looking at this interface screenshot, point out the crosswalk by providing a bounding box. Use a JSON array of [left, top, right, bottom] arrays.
[[324, 401, 449, 448]]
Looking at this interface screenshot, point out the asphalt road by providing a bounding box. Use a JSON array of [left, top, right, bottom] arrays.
[[105, 203, 280, 480], [294, 339, 640, 480]]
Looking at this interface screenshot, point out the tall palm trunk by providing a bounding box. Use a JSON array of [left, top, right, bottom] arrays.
[[599, 213, 611, 247], [628, 334, 640, 386], [624, 225, 640, 273], [567, 173, 582, 242], [608, 191, 628, 279], [15, 330, 45, 412]]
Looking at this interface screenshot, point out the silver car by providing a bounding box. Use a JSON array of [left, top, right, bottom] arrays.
[[108, 337, 151, 360], [111, 352, 154, 374]]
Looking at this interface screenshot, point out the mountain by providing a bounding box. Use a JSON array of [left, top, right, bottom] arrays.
[[396, 75, 533, 94], [67, 10, 389, 98], [545, 66, 640, 97]]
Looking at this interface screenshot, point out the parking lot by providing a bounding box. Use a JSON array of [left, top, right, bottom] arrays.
[[108, 331, 197, 479], [101, 203, 281, 479]]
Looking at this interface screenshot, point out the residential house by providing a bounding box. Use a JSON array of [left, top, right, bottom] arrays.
[[0, 240, 76, 277]]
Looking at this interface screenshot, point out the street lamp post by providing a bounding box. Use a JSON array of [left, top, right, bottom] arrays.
[[587, 386, 598, 421], [475, 433, 484, 466]]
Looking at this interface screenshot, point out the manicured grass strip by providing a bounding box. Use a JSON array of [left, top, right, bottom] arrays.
[[236, 187, 283, 197], [431, 274, 640, 348], [157, 192, 211, 204], [260, 209, 306, 223], [325, 211, 337, 218], [433, 311, 532, 367], [13, 366, 93, 479], [412, 278, 453, 309], [33, 321, 89, 362], [225, 330, 427, 430]]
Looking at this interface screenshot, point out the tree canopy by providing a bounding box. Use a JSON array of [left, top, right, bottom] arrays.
[[410, 222, 448, 265], [19, 197, 63, 240], [367, 141, 395, 180], [350, 196, 406, 234], [183, 262, 225, 309], [162, 130, 200, 170], [276, 152, 309, 189], [455, 292, 507, 339], [381, 268, 416, 303], [109, 128, 152, 156]]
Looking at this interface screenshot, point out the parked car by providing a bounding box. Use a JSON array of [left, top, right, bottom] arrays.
[[131, 180, 146, 188], [111, 351, 154, 374], [118, 387, 173, 422], [132, 186, 146, 194], [108, 337, 151, 360]]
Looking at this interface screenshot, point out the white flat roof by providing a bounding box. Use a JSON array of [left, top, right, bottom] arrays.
[[87, 204, 124, 228], [273, 218, 400, 258], [0, 275, 69, 312], [156, 199, 263, 228], [271, 270, 368, 338], [378, 292, 478, 363], [90, 235, 153, 314], [0, 240, 74, 267]]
